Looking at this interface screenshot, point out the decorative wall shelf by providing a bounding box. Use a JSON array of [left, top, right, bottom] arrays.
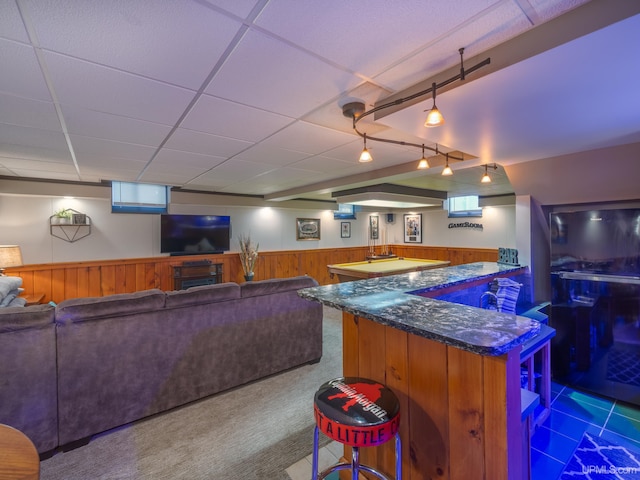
[[49, 209, 92, 243]]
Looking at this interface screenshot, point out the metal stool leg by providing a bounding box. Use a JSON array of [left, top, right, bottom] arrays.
[[351, 446, 360, 480], [395, 432, 402, 480], [312, 425, 320, 479]]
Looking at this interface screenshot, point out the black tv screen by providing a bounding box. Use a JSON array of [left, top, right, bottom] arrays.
[[160, 214, 231, 255]]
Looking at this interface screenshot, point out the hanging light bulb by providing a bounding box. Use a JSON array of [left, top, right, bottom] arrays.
[[442, 153, 452, 176], [424, 82, 445, 127], [359, 133, 372, 163], [417, 144, 430, 169], [481, 164, 492, 183]]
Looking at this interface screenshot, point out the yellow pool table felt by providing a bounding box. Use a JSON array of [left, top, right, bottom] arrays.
[[328, 257, 450, 280]]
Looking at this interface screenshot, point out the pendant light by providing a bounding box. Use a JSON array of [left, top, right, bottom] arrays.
[[359, 133, 372, 163], [442, 153, 453, 176], [424, 82, 445, 127], [481, 163, 497, 183], [417, 144, 430, 169]]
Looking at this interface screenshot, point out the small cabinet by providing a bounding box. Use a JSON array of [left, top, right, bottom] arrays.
[[172, 261, 223, 290], [49, 209, 91, 243]]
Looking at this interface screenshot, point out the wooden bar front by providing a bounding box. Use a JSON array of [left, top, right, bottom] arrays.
[[342, 312, 523, 480]]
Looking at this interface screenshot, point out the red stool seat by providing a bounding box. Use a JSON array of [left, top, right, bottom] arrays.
[[312, 377, 401, 479]]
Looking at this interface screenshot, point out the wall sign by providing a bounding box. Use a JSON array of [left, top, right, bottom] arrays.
[[498, 247, 519, 266], [448, 221, 483, 230]]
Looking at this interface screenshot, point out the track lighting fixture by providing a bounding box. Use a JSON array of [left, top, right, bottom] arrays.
[[481, 163, 498, 183], [417, 145, 430, 169], [359, 133, 372, 163], [342, 48, 491, 165], [424, 82, 444, 127], [442, 154, 453, 176]]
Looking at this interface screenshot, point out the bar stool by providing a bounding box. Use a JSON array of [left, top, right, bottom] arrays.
[[312, 377, 401, 480]]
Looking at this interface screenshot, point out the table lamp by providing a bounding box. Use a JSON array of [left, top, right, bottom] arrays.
[[0, 245, 23, 275]]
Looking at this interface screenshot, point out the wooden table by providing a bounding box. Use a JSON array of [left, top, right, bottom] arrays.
[[328, 257, 450, 282], [0, 424, 40, 480]]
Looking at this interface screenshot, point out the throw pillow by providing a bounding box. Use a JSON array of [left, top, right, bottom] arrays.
[[0, 276, 22, 301]]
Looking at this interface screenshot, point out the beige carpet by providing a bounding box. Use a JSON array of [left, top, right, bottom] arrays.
[[40, 306, 342, 480]]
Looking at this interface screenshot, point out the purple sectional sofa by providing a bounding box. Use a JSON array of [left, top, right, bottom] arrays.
[[0, 275, 323, 454]]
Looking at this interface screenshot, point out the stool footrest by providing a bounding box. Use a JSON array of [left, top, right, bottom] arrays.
[[318, 462, 394, 480]]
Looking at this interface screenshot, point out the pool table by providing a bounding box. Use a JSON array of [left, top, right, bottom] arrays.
[[328, 257, 450, 282]]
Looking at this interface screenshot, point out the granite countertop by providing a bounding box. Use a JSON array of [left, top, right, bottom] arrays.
[[298, 262, 541, 356]]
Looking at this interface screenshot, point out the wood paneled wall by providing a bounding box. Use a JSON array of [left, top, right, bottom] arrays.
[[9, 245, 497, 304]]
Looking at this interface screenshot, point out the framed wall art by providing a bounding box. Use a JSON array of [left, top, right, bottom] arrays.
[[296, 218, 321, 240], [369, 215, 379, 240], [403, 213, 422, 243], [341, 221, 351, 238]]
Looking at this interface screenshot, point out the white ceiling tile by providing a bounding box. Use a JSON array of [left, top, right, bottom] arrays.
[[0, 123, 68, 152], [255, 0, 498, 78], [205, 29, 361, 117], [43, 51, 196, 124], [62, 105, 172, 147], [0, 94, 60, 131], [0, 156, 76, 173], [190, 158, 274, 187], [152, 149, 227, 170], [201, 0, 263, 19], [0, 39, 52, 101], [164, 129, 252, 157], [69, 135, 156, 165], [234, 144, 310, 166], [0, 2, 30, 42], [23, 0, 242, 89], [528, 0, 592, 23], [181, 95, 294, 142], [259, 121, 355, 155], [289, 155, 353, 173]]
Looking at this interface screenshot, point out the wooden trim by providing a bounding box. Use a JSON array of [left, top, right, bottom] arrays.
[[6, 245, 497, 303]]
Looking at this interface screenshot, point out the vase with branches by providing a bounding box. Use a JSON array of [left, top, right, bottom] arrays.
[[238, 233, 259, 281]]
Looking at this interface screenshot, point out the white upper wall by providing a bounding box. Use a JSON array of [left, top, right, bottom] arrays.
[[0, 192, 515, 265]]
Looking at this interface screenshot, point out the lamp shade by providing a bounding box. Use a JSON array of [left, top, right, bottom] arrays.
[[0, 245, 23, 270]]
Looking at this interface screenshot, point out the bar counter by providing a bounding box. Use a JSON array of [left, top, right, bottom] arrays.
[[299, 262, 540, 480]]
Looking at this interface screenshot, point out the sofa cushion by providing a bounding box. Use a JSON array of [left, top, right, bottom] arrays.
[[241, 275, 319, 298], [0, 304, 55, 333], [56, 289, 165, 324], [165, 282, 240, 308]]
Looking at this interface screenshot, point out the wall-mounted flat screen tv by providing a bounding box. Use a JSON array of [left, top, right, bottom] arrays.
[[160, 214, 231, 255]]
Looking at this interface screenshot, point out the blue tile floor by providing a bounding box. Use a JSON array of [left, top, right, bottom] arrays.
[[289, 382, 640, 479], [531, 381, 640, 479]]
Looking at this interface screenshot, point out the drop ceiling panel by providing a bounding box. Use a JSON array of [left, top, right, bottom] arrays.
[[258, 121, 355, 155], [61, 105, 172, 147], [188, 158, 275, 188], [0, 124, 68, 152], [0, 39, 52, 101], [69, 135, 157, 163], [255, 0, 498, 80], [0, 94, 60, 131], [204, 29, 361, 118], [0, 145, 72, 164], [181, 95, 293, 142], [0, 2, 29, 42], [151, 149, 228, 170], [234, 144, 310, 167], [0, 157, 77, 174], [202, 0, 262, 19], [290, 155, 354, 173], [43, 51, 196, 124], [164, 128, 252, 157], [23, 0, 242, 89]]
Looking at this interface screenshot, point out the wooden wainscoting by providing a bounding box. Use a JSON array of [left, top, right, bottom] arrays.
[[8, 246, 497, 304]]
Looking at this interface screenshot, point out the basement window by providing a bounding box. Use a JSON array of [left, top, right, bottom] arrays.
[[446, 195, 483, 218], [111, 181, 170, 214]]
